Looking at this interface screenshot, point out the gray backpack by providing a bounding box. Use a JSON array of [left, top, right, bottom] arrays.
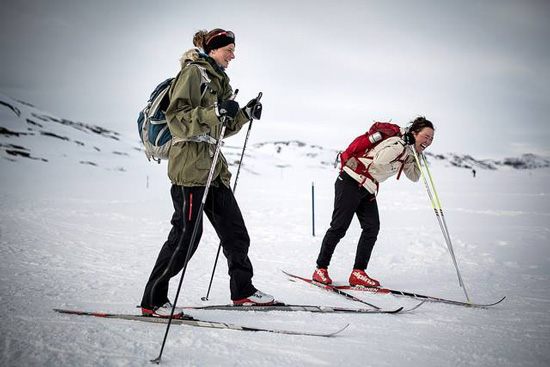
[[137, 65, 210, 163]]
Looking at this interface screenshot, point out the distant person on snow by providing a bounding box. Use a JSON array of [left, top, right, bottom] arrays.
[[141, 28, 273, 318], [312, 117, 435, 287]]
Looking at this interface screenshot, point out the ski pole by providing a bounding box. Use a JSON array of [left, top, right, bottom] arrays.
[[411, 150, 450, 246], [411, 148, 471, 303], [151, 90, 239, 365], [420, 153, 469, 298], [421, 154, 457, 256], [417, 153, 456, 258], [201, 92, 262, 302], [413, 150, 470, 303]]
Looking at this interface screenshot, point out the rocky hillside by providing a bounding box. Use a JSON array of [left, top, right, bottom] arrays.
[[1, 94, 548, 171]]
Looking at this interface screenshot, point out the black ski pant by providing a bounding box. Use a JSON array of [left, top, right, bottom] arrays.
[[141, 182, 256, 308], [316, 172, 380, 270]]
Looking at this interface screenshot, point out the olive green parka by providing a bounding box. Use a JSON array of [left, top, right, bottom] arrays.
[[165, 49, 249, 187]]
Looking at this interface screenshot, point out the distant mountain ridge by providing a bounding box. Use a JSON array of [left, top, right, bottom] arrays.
[[251, 140, 550, 170], [1, 94, 548, 171], [0, 94, 139, 170], [426, 152, 550, 170]]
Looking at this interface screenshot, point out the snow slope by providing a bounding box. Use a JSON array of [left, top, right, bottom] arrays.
[[1, 97, 549, 366]]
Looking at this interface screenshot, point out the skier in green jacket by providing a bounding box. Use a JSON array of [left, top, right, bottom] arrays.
[[141, 28, 274, 318]]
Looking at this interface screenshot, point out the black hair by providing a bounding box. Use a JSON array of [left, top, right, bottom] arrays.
[[408, 116, 434, 134]]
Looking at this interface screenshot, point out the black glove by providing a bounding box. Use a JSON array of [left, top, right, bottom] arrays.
[[403, 132, 415, 146], [243, 97, 263, 120], [218, 100, 240, 120]]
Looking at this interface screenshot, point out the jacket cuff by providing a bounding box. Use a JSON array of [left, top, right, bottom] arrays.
[[241, 107, 251, 120]]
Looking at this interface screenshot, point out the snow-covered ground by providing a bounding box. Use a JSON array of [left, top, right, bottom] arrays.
[[1, 97, 549, 366]]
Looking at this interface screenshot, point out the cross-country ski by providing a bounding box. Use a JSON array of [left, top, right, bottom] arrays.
[[284, 271, 505, 308], [333, 285, 506, 308], [53, 309, 349, 337], [179, 302, 405, 314]]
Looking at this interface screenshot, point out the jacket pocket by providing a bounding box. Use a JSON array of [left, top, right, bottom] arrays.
[[196, 158, 212, 170], [194, 143, 214, 170]]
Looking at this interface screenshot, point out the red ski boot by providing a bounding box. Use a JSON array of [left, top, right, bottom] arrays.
[[349, 269, 380, 287], [312, 268, 332, 285]]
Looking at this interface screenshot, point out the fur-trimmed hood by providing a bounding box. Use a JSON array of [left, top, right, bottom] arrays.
[[179, 48, 201, 68], [179, 48, 227, 72]]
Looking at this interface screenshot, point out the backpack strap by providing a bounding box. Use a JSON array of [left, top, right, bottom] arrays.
[[344, 141, 407, 189], [194, 65, 211, 98], [171, 65, 217, 147], [393, 145, 408, 180]]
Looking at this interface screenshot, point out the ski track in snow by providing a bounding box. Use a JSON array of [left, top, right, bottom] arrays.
[[1, 144, 550, 366]]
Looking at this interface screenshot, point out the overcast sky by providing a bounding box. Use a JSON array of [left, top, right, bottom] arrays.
[[1, 0, 549, 158]]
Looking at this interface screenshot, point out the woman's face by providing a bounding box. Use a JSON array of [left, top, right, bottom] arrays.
[[413, 127, 434, 153], [210, 44, 235, 69]]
